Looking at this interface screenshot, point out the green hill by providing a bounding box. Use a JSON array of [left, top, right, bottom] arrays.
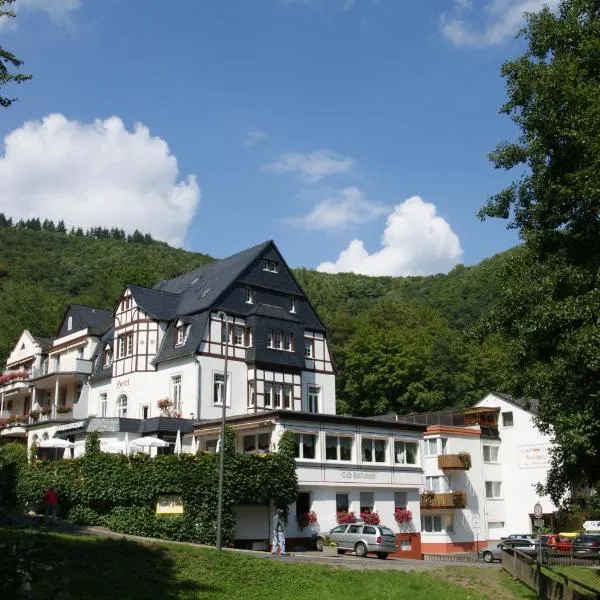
[[0, 224, 512, 416]]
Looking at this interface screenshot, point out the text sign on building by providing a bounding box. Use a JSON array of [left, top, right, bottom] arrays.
[[340, 471, 378, 481], [55, 420, 86, 433], [518, 444, 551, 469], [156, 495, 184, 515]]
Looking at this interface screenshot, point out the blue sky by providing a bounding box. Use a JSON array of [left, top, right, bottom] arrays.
[[0, 0, 557, 275]]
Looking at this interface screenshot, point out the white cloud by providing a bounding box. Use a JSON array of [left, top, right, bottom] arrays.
[[317, 196, 462, 276], [0, 114, 200, 247], [440, 0, 559, 47], [0, 0, 81, 30], [284, 186, 388, 231], [263, 149, 354, 183], [242, 130, 267, 147]]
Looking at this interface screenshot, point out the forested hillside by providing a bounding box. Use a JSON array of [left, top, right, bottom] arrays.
[[0, 222, 512, 416]]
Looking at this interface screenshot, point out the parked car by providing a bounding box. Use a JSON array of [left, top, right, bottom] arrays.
[[479, 538, 537, 563], [315, 523, 397, 559], [504, 533, 537, 541], [547, 532, 578, 552], [572, 535, 600, 554]]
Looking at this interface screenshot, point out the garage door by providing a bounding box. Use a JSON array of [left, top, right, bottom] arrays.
[[233, 504, 270, 540]]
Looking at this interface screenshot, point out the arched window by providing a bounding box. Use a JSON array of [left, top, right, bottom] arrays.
[[42, 432, 49, 441], [117, 395, 127, 418], [32, 434, 39, 445], [67, 316, 73, 330]]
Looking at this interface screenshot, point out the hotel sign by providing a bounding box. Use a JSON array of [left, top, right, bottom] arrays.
[[156, 495, 184, 515], [340, 471, 377, 481], [55, 420, 86, 432], [518, 444, 551, 469]]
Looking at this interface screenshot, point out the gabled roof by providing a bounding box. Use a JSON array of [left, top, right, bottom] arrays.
[[57, 304, 113, 337], [246, 303, 302, 323], [153, 312, 209, 365], [127, 284, 180, 321], [155, 241, 272, 316], [488, 391, 539, 415]]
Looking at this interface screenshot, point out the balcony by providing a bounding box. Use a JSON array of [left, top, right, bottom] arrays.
[[31, 358, 92, 379], [437, 453, 471, 471], [420, 491, 467, 509], [0, 370, 31, 390]]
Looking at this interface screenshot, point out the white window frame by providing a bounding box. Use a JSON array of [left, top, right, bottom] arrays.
[[264, 382, 273, 408], [263, 259, 279, 273], [100, 393, 107, 417], [394, 491, 408, 509], [421, 514, 453, 534], [233, 326, 244, 346], [247, 381, 256, 407], [245, 286, 253, 304], [289, 297, 296, 313], [424, 437, 447, 457], [304, 339, 313, 359], [485, 481, 503, 499], [502, 411, 514, 427], [103, 347, 112, 367], [141, 404, 150, 419], [307, 385, 320, 413], [425, 476, 448, 493], [483, 445, 500, 463], [294, 432, 317, 460], [171, 374, 182, 413], [176, 326, 185, 346], [394, 440, 419, 465], [212, 372, 231, 407], [361, 437, 387, 464], [325, 435, 353, 462], [117, 394, 127, 418], [242, 432, 270, 454]]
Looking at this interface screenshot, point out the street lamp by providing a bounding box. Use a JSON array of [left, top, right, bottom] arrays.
[[215, 310, 229, 551]]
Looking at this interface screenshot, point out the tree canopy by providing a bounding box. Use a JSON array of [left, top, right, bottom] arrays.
[[477, 0, 600, 502], [0, 0, 31, 108]]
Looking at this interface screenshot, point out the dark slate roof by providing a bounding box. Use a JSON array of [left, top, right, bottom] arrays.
[[490, 391, 539, 415], [154, 241, 272, 316], [153, 312, 209, 365], [58, 304, 113, 337], [90, 328, 114, 381], [246, 303, 302, 323], [32, 335, 54, 352], [128, 284, 180, 320], [192, 409, 427, 433]]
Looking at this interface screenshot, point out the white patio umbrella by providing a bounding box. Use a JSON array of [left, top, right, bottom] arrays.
[[191, 435, 198, 454], [174, 430, 182, 456], [130, 436, 169, 449], [39, 438, 75, 449]]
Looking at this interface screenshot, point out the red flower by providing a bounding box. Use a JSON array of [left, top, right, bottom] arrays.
[[394, 507, 413, 524]]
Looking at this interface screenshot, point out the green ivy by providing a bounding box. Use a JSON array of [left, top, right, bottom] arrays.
[[16, 429, 298, 546]]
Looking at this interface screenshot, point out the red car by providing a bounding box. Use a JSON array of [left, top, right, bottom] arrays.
[[547, 533, 576, 552]]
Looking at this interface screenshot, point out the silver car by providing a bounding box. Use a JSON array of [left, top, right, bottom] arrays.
[[315, 523, 397, 559]]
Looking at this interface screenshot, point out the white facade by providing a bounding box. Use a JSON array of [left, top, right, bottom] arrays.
[[419, 392, 558, 553]]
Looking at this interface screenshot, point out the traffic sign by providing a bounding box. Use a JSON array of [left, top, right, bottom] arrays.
[[534, 502, 543, 519]]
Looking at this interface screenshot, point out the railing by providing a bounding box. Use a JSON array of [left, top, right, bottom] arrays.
[[502, 546, 599, 599], [420, 491, 467, 509], [0, 371, 31, 387], [31, 358, 92, 378], [437, 454, 471, 470]]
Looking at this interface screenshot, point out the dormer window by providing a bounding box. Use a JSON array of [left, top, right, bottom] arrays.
[[289, 297, 296, 313], [175, 322, 188, 346], [245, 287, 253, 304], [67, 316, 73, 331], [263, 259, 279, 273], [104, 347, 112, 367]]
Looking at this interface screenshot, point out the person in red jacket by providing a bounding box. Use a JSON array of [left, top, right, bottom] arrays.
[[42, 487, 58, 523]]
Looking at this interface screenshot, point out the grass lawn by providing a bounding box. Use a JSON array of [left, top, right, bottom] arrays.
[[1, 527, 531, 600]]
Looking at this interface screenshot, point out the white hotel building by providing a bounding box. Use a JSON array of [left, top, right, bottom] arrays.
[[0, 240, 427, 557]]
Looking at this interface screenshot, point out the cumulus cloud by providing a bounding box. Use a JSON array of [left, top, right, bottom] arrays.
[[0, 0, 81, 29], [317, 196, 462, 276], [0, 114, 200, 247], [263, 149, 354, 183], [440, 0, 559, 47], [284, 186, 388, 231], [242, 130, 267, 147]]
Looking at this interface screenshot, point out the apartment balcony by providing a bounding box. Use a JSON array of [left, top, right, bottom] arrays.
[[0, 370, 31, 391], [437, 453, 472, 471], [31, 358, 92, 379], [420, 491, 467, 510], [28, 408, 72, 424]]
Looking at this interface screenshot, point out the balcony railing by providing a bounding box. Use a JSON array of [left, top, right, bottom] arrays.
[[420, 491, 467, 509], [31, 358, 92, 378], [0, 370, 31, 388], [437, 453, 471, 471]]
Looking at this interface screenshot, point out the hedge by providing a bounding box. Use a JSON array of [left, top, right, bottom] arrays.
[[17, 428, 298, 545]]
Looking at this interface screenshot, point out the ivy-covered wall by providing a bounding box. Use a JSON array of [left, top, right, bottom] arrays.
[[16, 429, 298, 545]]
